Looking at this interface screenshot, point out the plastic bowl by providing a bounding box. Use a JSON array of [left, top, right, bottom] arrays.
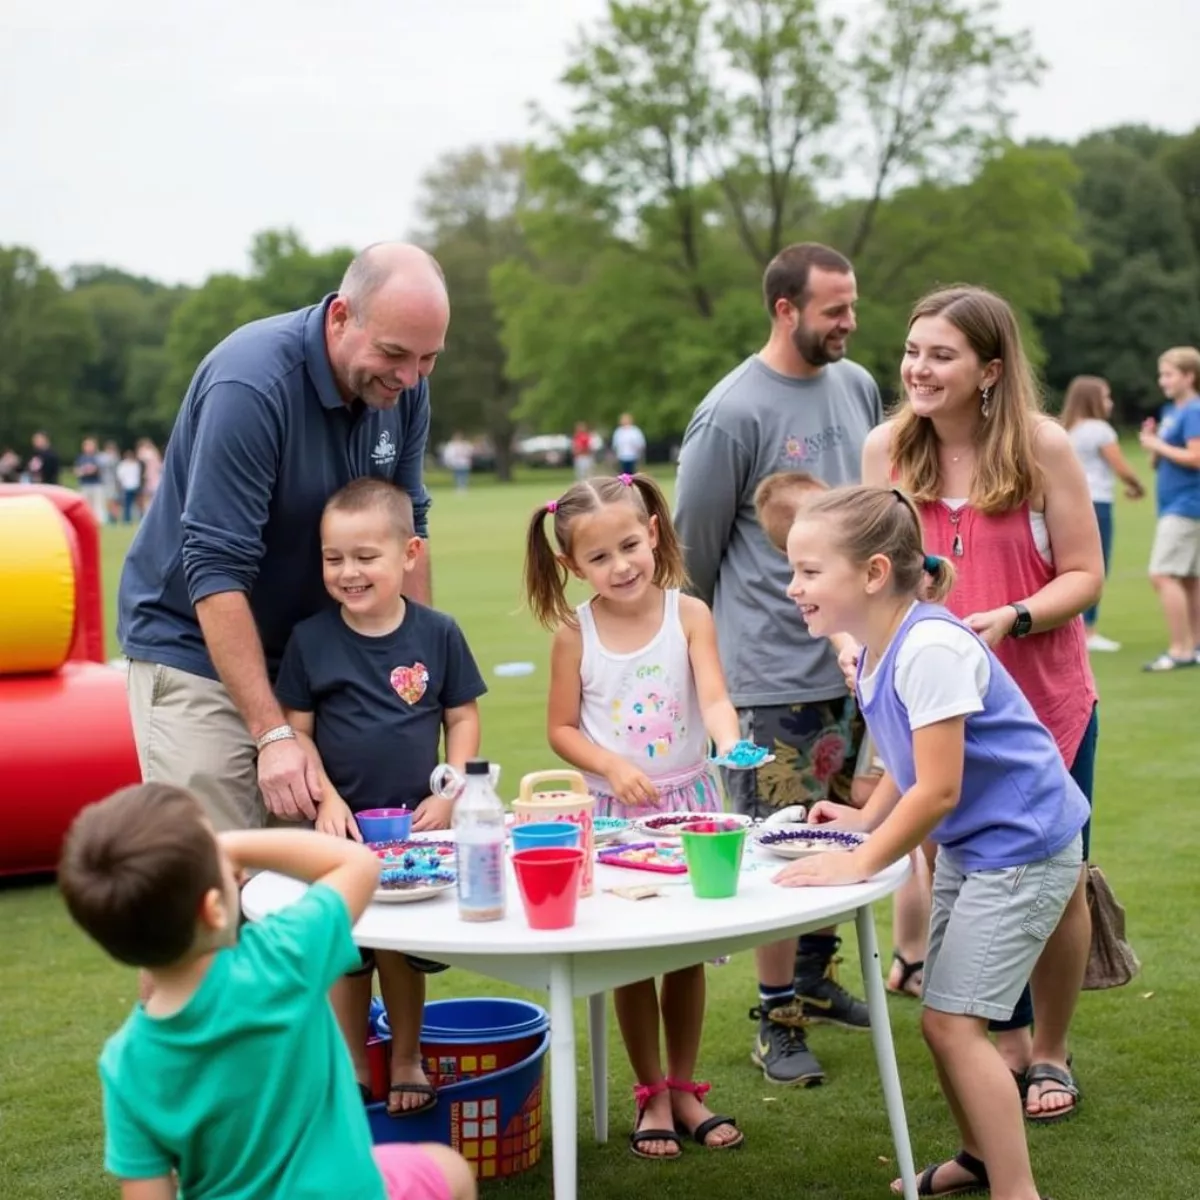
[[357, 808, 414, 843]]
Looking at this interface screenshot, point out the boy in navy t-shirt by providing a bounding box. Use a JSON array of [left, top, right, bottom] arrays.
[[276, 478, 486, 1119]]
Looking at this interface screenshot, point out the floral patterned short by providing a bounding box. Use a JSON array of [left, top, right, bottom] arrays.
[[722, 696, 866, 820]]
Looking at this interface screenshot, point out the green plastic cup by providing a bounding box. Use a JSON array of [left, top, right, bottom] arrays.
[[680, 825, 746, 899]]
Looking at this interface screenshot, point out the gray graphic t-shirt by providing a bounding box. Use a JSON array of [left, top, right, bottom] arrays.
[[674, 356, 882, 706]]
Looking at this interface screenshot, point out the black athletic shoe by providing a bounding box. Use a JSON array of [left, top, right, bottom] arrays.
[[749, 1001, 825, 1086], [795, 938, 870, 1029]]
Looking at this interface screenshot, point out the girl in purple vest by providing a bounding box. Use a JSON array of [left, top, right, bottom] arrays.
[[768, 480, 1085, 1200]]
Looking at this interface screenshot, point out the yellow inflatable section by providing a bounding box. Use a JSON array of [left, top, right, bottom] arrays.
[[0, 493, 76, 674]]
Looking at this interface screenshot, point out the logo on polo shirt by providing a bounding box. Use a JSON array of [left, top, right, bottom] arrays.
[[371, 430, 397, 468]]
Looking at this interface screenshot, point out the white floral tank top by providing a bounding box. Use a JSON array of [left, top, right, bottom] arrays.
[[576, 589, 708, 787]]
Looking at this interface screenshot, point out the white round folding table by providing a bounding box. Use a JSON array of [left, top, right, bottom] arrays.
[[242, 844, 919, 1200]]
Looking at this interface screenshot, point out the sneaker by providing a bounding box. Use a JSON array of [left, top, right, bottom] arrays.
[[795, 942, 870, 1029], [1085, 633, 1121, 652], [749, 1002, 825, 1086], [1142, 652, 1197, 672]]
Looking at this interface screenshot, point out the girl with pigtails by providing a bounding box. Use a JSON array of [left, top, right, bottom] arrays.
[[522, 472, 746, 1160]]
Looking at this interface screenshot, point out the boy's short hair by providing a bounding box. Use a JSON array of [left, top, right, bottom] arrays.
[[323, 477, 415, 540], [754, 470, 831, 552], [58, 784, 223, 968]]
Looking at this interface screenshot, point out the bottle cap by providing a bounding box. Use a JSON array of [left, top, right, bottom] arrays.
[[465, 758, 491, 776]]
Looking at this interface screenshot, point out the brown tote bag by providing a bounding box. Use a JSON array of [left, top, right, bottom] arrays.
[[1082, 864, 1141, 991]]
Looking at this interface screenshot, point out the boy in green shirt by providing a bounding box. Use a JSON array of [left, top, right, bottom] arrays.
[[59, 783, 475, 1200]]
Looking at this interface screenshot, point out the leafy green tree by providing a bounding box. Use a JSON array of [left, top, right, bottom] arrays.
[[843, 145, 1087, 389], [1158, 127, 1200, 262], [66, 274, 188, 446], [0, 247, 98, 452], [157, 230, 352, 429], [495, 0, 1054, 435], [1035, 138, 1200, 418], [847, 0, 1043, 256], [415, 144, 528, 479]]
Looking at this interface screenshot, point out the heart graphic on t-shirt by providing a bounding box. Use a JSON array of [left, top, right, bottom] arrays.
[[390, 662, 429, 705]]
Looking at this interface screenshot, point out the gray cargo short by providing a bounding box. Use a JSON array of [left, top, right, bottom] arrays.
[[923, 834, 1084, 1021]]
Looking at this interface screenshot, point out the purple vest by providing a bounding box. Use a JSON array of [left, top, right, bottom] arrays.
[[859, 603, 1088, 871]]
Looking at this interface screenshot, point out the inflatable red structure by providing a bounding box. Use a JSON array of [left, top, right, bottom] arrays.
[[0, 484, 141, 878]]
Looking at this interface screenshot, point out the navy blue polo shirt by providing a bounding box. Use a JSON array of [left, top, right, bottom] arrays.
[[274, 603, 487, 811], [117, 296, 432, 680]]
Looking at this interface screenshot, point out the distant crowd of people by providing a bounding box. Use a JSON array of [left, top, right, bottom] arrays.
[[0, 432, 163, 525]]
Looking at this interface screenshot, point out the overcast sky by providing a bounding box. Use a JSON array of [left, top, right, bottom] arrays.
[[4, 0, 1196, 285]]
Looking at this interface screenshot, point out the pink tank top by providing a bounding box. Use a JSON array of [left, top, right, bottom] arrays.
[[919, 500, 1096, 767]]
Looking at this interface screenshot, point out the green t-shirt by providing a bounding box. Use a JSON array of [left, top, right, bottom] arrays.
[[99, 884, 384, 1200]]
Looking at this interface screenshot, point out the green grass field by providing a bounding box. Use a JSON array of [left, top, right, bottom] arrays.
[[2, 465, 1196, 1198]]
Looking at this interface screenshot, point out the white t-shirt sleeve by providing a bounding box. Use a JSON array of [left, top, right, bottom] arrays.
[[894, 621, 991, 730], [1086, 420, 1118, 450]]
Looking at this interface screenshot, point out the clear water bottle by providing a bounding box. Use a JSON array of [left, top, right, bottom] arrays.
[[454, 758, 506, 922]]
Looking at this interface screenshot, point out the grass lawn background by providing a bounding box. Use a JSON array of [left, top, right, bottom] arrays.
[[1, 462, 1196, 1198]]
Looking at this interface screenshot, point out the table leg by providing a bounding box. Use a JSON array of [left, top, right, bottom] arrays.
[[587, 992, 608, 1143], [548, 959, 578, 1200], [855, 903, 918, 1200]]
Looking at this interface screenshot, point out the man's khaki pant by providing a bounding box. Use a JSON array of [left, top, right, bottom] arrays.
[[126, 660, 266, 831]]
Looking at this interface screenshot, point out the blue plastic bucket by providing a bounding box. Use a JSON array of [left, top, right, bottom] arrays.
[[367, 998, 549, 1183], [374, 996, 548, 1044]]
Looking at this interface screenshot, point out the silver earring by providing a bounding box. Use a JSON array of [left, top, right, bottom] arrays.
[[980, 386, 992, 418]]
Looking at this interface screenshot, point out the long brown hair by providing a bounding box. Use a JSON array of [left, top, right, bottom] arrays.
[[891, 285, 1043, 514], [1060, 376, 1110, 429], [798, 485, 956, 603], [523, 473, 687, 629]]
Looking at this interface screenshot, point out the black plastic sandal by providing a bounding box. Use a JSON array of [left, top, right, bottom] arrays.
[[667, 1078, 744, 1151], [1025, 1062, 1079, 1124], [629, 1127, 684, 1160], [679, 1113, 744, 1151], [887, 950, 925, 998], [386, 1082, 438, 1119], [629, 1082, 683, 1160], [912, 1149, 989, 1197]]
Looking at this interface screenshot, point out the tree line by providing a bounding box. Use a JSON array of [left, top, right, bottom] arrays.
[[3, 0, 1198, 478]]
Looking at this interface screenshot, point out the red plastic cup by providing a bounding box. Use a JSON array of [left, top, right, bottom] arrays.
[[512, 847, 585, 930]]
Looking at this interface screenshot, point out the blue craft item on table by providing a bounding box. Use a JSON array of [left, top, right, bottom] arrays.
[[376, 842, 457, 890], [709, 739, 773, 769]]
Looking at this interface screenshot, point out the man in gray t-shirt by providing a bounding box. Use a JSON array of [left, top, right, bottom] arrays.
[[675, 243, 882, 1087]]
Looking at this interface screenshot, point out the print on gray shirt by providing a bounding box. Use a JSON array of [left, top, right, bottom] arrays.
[[674, 356, 883, 707]]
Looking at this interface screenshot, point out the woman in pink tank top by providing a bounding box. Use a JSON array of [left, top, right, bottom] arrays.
[[861, 285, 1104, 1144]]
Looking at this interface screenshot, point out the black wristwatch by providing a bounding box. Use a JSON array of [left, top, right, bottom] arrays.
[[1009, 603, 1033, 638]]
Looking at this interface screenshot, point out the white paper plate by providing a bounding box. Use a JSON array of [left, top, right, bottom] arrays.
[[634, 811, 754, 841], [373, 880, 456, 904], [753, 825, 866, 859]]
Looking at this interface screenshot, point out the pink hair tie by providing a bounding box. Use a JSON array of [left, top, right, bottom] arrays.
[[618, 473, 633, 486], [546, 500, 558, 514]]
